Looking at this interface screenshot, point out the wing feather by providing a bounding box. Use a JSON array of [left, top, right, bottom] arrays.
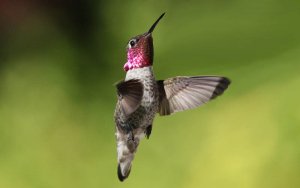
[[157, 76, 230, 115], [116, 79, 144, 117]]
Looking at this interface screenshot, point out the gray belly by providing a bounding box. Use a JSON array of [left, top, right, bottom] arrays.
[[126, 85, 158, 129], [124, 67, 158, 129]]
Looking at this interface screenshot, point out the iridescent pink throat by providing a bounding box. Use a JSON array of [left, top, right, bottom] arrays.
[[124, 50, 151, 71]]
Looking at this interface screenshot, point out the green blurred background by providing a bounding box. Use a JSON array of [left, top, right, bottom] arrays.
[[1, 0, 300, 187]]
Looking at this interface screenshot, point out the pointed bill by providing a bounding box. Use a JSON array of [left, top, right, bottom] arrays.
[[148, 12, 165, 34]]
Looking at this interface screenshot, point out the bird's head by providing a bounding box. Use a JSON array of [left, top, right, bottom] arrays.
[[124, 13, 165, 71]]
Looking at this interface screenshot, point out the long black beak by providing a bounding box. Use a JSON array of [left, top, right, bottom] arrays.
[[148, 12, 165, 34]]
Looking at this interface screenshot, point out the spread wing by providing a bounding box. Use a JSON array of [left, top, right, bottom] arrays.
[[157, 76, 230, 116], [116, 79, 144, 116]]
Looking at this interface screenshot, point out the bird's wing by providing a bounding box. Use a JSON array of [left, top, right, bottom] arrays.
[[157, 76, 230, 116], [116, 79, 144, 116]]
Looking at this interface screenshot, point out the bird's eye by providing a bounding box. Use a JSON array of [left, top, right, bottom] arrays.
[[129, 39, 138, 48], [130, 40, 135, 46]]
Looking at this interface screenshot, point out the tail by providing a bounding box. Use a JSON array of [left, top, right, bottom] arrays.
[[118, 162, 131, 181], [116, 130, 139, 181]]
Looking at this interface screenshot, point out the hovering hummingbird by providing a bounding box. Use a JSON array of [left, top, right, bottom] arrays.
[[114, 13, 230, 181]]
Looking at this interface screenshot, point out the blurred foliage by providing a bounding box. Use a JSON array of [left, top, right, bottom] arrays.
[[0, 0, 300, 188]]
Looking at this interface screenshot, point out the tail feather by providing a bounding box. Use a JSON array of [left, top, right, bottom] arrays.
[[116, 130, 139, 181], [117, 143, 135, 181], [118, 163, 131, 181]]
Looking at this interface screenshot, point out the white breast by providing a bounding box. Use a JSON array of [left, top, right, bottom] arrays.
[[125, 66, 158, 127], [125, 66, 154, 81]]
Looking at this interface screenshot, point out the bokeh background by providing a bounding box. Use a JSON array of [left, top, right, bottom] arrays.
[[1, 0, 300, 187]]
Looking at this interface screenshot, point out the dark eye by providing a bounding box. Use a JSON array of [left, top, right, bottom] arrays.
[[129, 39, 138, 48], [130, 40, 136, 46]]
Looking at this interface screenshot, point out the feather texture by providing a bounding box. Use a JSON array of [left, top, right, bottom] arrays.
[[157, 76, 230, 115], [116, 79, 144, 117]]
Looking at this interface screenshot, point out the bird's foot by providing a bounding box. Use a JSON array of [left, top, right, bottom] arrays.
[[127, 131, 137, 152], [145, 124, 152, 139]]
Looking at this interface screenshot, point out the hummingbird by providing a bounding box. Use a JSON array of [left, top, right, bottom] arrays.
[[114, 12, 230, 181]]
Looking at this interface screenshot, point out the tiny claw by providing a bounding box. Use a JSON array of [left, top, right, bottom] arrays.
[[145, 125, 152, 139], [127, 132, 137, 152]]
